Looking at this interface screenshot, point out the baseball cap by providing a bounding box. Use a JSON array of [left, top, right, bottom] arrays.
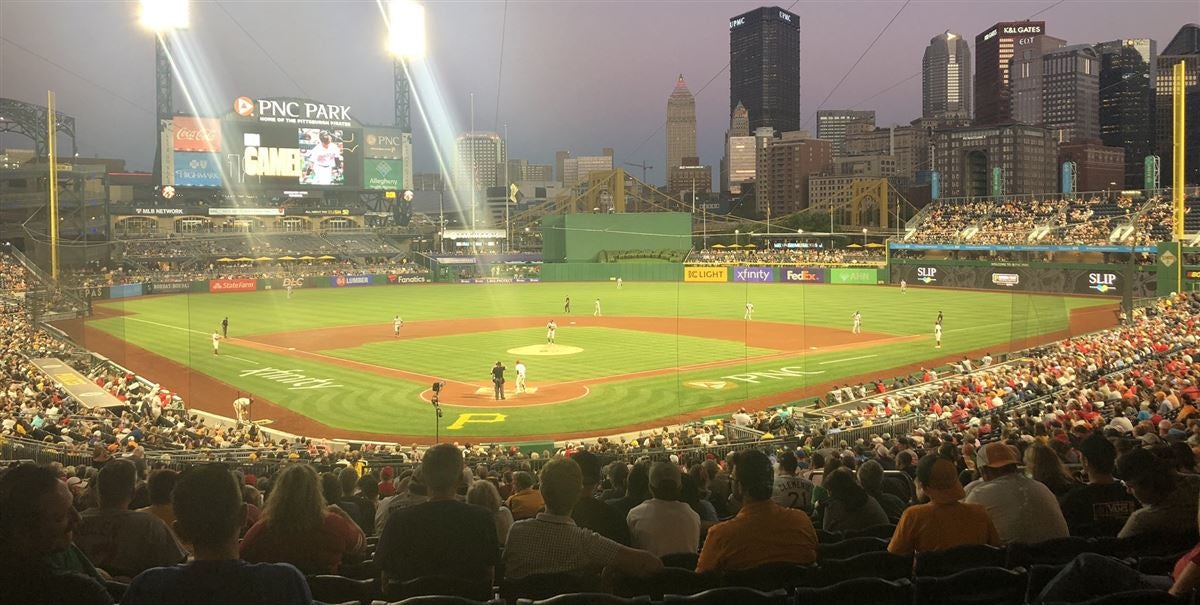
[[976, 442, 1020, 469], [916, 455, 965, 502], [1105, 417, 1135, 434]]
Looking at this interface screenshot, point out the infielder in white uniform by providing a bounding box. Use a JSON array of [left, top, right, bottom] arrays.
[[851, 311, 862, 334], [212, 331, 221, 356], [546, 320, 557, 344], [593, 298, 601, 317], [744, 302, 755, 320], [934, 322, 943, 349], [393, 315, 404, 336], [900, 279, 907, 293], [514, 359, 527, 394], [233, 395, 253, 424]]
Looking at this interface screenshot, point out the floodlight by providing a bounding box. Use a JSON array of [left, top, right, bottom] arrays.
[[387, 0, 427, 59], [139, 0, 189, 31]]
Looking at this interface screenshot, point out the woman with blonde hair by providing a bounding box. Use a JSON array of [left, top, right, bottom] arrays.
[[467, 479, 513, 543], [1025, 442, 1083, 501], [241, 464, 365, 573]]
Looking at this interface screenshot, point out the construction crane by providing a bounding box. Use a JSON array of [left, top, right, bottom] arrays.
[[623, 161, 653, 184]]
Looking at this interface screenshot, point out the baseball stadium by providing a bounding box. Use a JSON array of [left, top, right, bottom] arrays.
[[3, 1, 1200, 604]]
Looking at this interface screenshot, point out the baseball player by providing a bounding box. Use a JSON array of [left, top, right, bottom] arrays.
[[617, 277, 623, 289], [900, 279, 907, 294], [515, 359, 527, 394], [212, 331, 221, 356], [221, 317, 229, 338], [593, 298, 601, 317], [744, 302, 754, 320], [546, 319, 558, 344], [934, 322, 943, 349], [233, 395, 253, 424], [393, 315, 404, 337], [936, 310, 944, 327], [286, 283, 293, 299], [851, 311, 862, 334], [564, 296, 571, 314]]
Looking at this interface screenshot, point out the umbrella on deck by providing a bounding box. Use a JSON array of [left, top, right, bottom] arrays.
[[255, 256, 273, 261], [317, 255, 337, 260], [846, 244, 863, 249], [865, 243, 885, 248], [298, 256, 316, 260], [710, 244, 726, 249], [277, 256, 297, 261], [216, 257, 235, 262], [728, 244, 742, 248], [234, 256, 254, 261]]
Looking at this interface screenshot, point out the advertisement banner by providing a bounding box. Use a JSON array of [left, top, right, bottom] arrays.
[[331, 275, 373, 287], [890, 264, 1151, 297], [363, 128, 406, 160], [780, 267, 826, 283], [209, 278, 257, 293], [683, 266, 728, 283], [208, 208, 284, 216], [145, 282, 191, 295], [106, 284, 144, 299], [991, 273, 1021, 288], [383, 274, 430, 284], [731, 267, 775, 283], [1074, 270, 1121, 295], [830, 268, 879, 284], [363, 158, 404, 190], [174, 152, 223, 187], [172, 117, 222, 152]]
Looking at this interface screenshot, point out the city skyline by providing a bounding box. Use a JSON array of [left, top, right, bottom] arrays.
[[1, 1, 1195, 186]]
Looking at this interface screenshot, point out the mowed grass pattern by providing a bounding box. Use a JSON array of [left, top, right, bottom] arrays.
[[85, 282, 1113, 439], [323, 327, 779, 383]]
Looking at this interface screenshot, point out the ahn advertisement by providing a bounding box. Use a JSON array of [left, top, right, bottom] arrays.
[[223, 121, 361, 189], [732, 267, 774, 283], [830, 268, 879, 285], [331, 274, 373, 287], [174, 152, 223, 187], [209, 278, 257, 293], [363, 158, 404, 190], [684, 266, 728, 282], [781, 267, 826, 283], [172, 117, 221, 152]]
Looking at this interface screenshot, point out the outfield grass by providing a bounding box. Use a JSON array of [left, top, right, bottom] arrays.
[[86, 282, 1111, 439]]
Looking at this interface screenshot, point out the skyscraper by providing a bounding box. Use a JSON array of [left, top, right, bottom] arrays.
[[722, 102, 752, 194], [756, 132, 832, 217], [1040, 45, 1100, 143], [815, 110, 875, 155], [1096, 38, 1157, 188], [1008, 34, 1067, 126], [1156, 23, 1200, 186], [666, 74, 698, 187], [730, 7, 801, 133], [975, 21, 1047, 125], [923, 31, 973, 121], [455, 132, 506, 191]]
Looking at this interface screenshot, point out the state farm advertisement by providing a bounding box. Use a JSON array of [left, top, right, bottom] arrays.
[[208, 279, 257, 293], [172, 117, 221, 152]]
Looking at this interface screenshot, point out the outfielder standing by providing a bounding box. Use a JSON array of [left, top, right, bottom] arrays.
[[515, 359, 527, 394], [744, 302, 755, 320], [593, 298, 601, 317], [563, 296, 571, 314], [286, 283, 293, 299], [851, 311, 862, 334], [900, 279, 907, 294], [617, 277, 623, 289]]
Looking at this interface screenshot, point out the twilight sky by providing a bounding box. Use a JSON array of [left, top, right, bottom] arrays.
[[1, 0, 1196, 185]]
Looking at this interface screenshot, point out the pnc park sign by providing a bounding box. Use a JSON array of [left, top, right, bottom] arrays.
[[233, 96, 353, 127]]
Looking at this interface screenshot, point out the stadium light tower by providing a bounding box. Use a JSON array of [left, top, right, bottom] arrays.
[[387, 0, 426, 133], [139, 0, 188, 187]]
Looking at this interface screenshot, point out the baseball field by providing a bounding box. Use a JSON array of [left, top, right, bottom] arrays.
[[66, 282, 1117, 443]]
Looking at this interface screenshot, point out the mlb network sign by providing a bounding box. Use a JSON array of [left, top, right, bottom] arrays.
[[732, 267, 774, 283], [234, 96, 352, 127]]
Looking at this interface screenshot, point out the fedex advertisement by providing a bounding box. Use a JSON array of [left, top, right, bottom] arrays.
[[781, 268, 826, 283], [732, 267, 775, 283]]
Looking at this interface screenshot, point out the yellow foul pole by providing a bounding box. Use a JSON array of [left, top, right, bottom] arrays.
[[47, 90, 59, 282], [1173, 62, 1186, 242]]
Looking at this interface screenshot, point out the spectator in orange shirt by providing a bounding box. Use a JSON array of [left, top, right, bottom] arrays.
[[696, 449, 817, 573], [505, 471, 544, 521], [888, 455, 1000, 555]]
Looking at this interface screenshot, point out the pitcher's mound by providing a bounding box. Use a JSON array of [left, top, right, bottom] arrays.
[[507, 344, 583, 356]]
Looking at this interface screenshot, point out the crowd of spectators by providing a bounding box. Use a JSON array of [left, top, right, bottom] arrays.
[[690, 247, 885, 266], [908, 195, 1171, 247], [117, 231, 402, 260]]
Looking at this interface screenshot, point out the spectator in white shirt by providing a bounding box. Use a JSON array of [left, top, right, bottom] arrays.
[[626, 462, 700, 557], [964, 443, 1069, 545]]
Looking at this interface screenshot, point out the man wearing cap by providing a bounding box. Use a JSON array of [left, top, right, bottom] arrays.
[[1115, 448, 1200, 539], [888, 455, 999, 554], [626, 462, 700, 557], [964, 442, 1069, 544], [696, 450, 817, 573], [1060, 433, 1140, 537]]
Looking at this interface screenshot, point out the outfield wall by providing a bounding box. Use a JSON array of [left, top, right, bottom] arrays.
[[83, 273, 433, 300], [541, 213, 692, 263], [539, 263, 684, 282], [888, 260, 1155, 297]]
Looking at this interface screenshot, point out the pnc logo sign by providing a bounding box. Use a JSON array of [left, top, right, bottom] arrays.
[[234, 96, 255, 117]]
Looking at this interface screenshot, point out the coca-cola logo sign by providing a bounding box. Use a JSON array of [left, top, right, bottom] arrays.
[[172, 117, 222, 152]]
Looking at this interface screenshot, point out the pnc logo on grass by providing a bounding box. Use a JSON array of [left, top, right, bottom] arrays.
[[686, 380, 734, 390]]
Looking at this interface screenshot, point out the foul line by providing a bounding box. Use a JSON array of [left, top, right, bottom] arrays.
[[819, 354, 878, 365]]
